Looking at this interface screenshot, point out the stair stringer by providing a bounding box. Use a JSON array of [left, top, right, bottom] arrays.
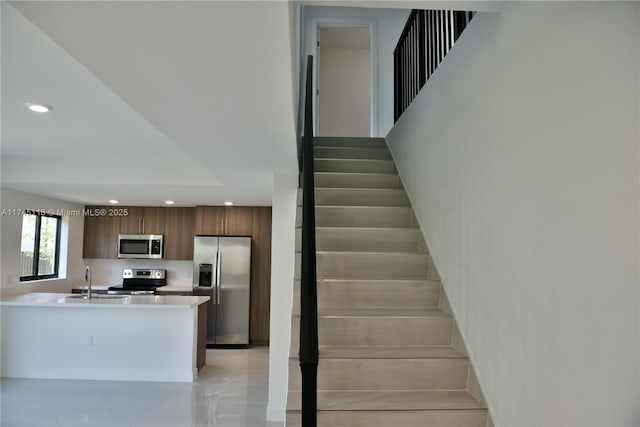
[[390, 146, 497, 427]]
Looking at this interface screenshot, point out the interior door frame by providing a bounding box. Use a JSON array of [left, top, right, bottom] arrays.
[[312, 18, 378, 137]]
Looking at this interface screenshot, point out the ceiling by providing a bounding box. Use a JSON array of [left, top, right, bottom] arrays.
[[1, 1, 502, 208], [1, 1, 298, 207]]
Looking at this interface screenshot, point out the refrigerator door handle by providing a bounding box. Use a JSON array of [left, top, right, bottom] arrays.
[[216, 252, 222, 305]]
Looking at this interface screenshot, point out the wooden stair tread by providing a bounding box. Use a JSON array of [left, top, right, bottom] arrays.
[[318, 346, 466, 359], [318, 307, 450, 317], [287, 390, 486, 411]]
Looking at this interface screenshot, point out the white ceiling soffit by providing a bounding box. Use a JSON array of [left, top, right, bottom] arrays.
[[299, 1, 505, 12], [2, 1, 297, 207]]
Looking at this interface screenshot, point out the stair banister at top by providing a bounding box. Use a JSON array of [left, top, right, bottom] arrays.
[[298, 54, 318, 427], [393, 9, 475, 122]]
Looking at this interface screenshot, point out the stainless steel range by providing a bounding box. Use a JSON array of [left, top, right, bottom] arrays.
[[107, 268, 167, 295]]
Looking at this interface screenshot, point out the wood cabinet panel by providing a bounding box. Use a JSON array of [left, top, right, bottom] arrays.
[[250, 207, 272, 345], [195, 206, 253, 236], [197, 302, 207, 370], [164, 207, 195, 260], [83, 206, 119, 259], [120, 207, 165, 234], [141, 207, 165, 234], [195, 206, 225, 235], [119, 207, 143, 234], [224, 207, 253, 236]]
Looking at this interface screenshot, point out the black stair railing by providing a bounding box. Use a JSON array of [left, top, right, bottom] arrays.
[[297, 55, 318, 427], [393, 9, 475, 121]]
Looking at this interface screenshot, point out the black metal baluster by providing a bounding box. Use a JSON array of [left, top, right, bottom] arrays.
[[393, 8, 475, 121], [299, 55, 318, 427], [418, 10, 426, 90]]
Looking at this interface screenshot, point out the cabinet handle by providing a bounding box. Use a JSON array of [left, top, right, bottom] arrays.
[[138, 218, 142, 234]]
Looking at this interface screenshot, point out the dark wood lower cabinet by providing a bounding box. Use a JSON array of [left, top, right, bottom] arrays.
[[250, 207, 272, 345], [197, 302, 207, 370]]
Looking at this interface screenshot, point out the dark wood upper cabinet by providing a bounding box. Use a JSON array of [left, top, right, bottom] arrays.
[[224, 207, 253, 236], [195, 206, 253, 236], [141, 208, 165, 234], [194, 206, 226, 235], [164, 207, 195, 260], [83, 206, 119, 259], [120, 207, 165, 234]]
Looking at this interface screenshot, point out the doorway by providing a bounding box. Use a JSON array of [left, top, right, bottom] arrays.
[[317, 26, 371, 137]]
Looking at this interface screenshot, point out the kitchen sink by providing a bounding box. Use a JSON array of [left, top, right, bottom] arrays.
[[60, 295, 131, 304]]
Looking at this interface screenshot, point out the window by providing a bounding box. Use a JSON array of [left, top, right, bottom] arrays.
[[20, 211, 61, 281]]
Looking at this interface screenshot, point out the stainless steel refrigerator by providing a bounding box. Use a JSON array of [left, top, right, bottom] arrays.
[[193, 236, 251, 346]]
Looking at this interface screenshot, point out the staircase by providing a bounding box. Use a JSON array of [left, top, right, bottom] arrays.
[[287, 137, 491, 427]]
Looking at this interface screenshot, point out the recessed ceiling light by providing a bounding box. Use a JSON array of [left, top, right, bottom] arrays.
[[223, 201, 234, 206], [108, 200, 120, 204], [26, 103, 53, 113], [165, 200, 175, 205]]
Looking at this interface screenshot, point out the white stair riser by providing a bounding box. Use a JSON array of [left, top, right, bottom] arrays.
[[315, 173, 402, 189], [289, 359, 469, 391], [286, 410, 488, 427], [316, 189, 409, 207], [315, 159, 395, 174], [296, 206, 416, 228], [295, 228, 425, 253], [290, 314, 453, 351], [295, 253, 429, 280], [320, 316, 453, 346], [292, 280, 442, 314], [297, 188, 410, 207], [314, 147, 391, 160]]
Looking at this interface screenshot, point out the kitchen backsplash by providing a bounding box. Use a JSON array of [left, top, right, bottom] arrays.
[[82, 259, 193, 287]]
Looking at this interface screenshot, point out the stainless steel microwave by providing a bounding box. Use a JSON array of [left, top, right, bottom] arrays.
[[117, 234, 164, 259]]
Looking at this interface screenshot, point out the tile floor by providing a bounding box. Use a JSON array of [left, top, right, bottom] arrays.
[[1, 348, 284, 427]]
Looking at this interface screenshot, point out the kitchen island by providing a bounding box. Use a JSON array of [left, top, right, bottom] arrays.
[[1, 293, 209, 382]]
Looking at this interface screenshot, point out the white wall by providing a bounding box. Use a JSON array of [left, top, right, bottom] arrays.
[[318, 40, 371, 136], [1, 188, 86, 296], [303, 6, 409, 137], [266, 172, 298, 422], [387, 2, 640, 426]]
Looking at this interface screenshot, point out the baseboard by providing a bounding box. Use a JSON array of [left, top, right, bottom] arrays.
[[266, 403, 285, 421]]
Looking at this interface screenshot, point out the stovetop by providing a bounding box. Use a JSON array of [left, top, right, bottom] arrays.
[[108, 268, 167, 294]]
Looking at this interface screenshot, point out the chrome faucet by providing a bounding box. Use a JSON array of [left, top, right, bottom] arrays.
[[84, 266, 93, 299]]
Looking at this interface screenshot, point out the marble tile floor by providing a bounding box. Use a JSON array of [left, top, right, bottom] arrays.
[[1, 348, 284, 427]]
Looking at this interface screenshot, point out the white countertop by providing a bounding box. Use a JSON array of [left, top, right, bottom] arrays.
[[1, 292, 209, 309], [157, 285, 194, 293]]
